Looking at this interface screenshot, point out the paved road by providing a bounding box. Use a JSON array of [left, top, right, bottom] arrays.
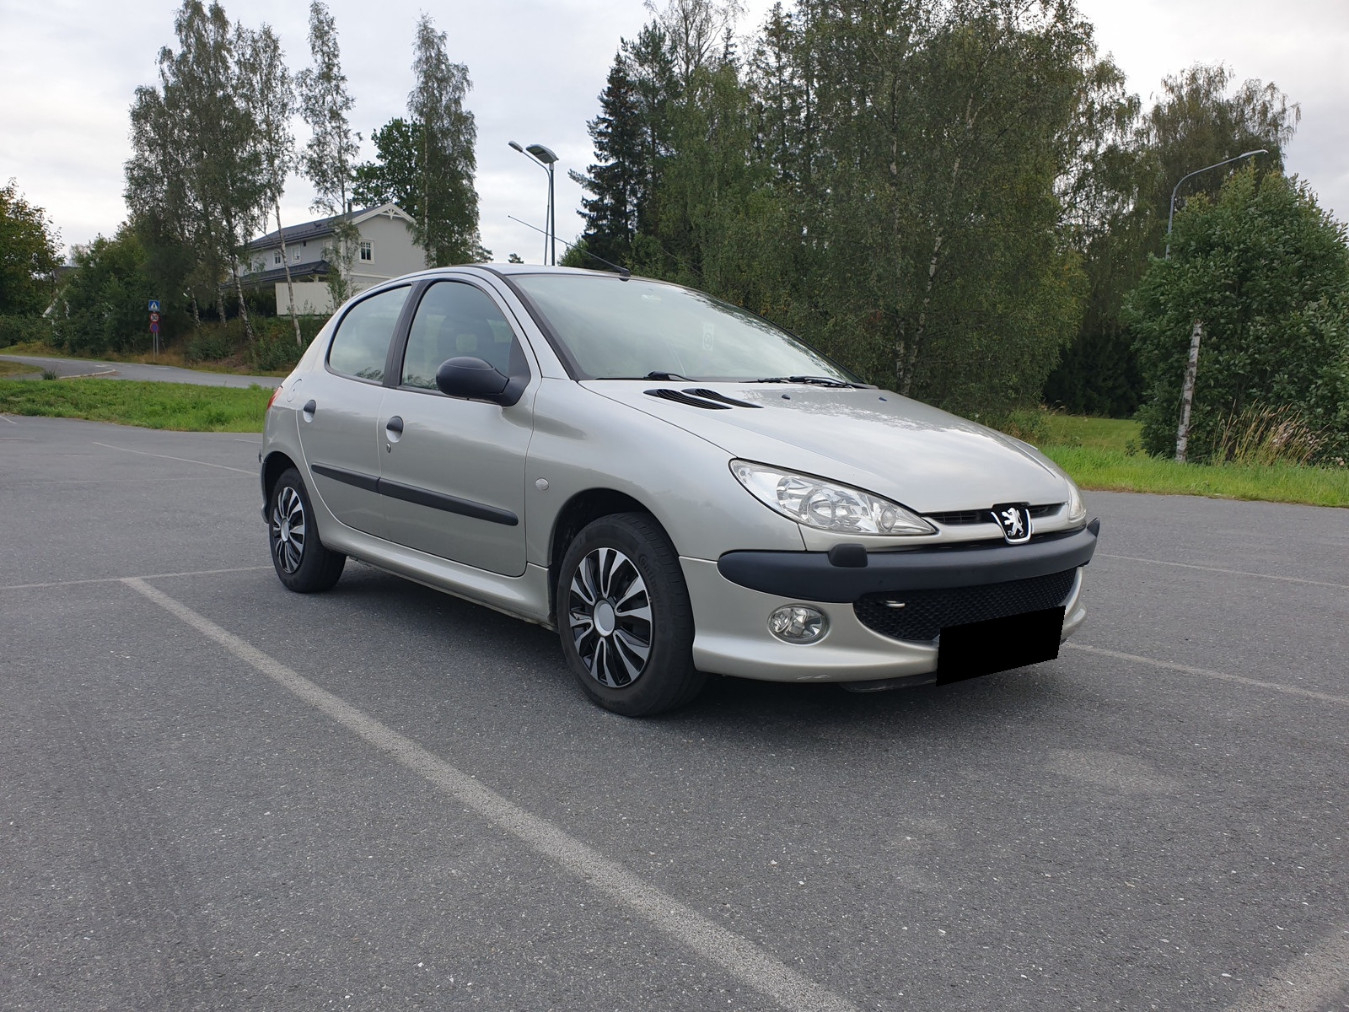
[[0, 353, 275, 388], [1, 416, 1345, 1011]]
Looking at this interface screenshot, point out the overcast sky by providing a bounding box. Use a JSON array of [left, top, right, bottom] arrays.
[[1, 0, 1345, 264]]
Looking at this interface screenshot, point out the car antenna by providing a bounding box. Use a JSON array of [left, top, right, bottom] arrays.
[[506, 216, 631, 278]]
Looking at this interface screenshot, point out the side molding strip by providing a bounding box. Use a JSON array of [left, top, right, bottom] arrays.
[[311, 463, 518, 527]]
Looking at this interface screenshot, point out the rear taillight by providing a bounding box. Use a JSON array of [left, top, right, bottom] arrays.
[[265, 385, 283, 410]]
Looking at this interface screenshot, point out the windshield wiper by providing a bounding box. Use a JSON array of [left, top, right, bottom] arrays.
[[644, 371, 692, 381], [750, 375, 866, 388]]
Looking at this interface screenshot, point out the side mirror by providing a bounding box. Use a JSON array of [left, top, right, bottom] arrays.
[[434, 356, 524, 406]]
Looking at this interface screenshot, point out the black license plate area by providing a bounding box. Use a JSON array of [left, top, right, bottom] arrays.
[[936, 606, 1065, 684]]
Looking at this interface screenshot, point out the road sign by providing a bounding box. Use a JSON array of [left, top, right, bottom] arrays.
[[148, 300, 160, 313], [149, 312, 160, 323], [149, 321, 160, 334]]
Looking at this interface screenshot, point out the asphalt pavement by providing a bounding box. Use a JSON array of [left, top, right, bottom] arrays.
[[1, 416, 1345, 1011]]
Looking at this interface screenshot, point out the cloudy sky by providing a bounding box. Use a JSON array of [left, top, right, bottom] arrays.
[[1, 0, 1345, 263]]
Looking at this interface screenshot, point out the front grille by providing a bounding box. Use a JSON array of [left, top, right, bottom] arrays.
[[854, 569, 1077, 643], [925, 503, 1061, 527]]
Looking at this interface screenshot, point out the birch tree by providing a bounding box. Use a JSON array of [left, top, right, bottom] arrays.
[[408, 13, 483, 266], [297, 0, 359, 305], [126, 0, 262, 337], [238, 23, 304, 345]]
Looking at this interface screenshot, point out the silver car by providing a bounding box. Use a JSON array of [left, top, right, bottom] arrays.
[[260, 265, 1099, 715]]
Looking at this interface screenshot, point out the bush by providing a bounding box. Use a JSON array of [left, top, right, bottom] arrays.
[[1128, 171, 1349, 466], [246, 331, 303, 372], [0, 314, 53, 348], [183, 329, 237, 364]]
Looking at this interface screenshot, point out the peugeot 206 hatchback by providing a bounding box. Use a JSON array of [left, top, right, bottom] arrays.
[[260, 265, 1100, 716]]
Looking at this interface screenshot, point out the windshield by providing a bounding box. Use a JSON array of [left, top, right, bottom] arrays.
[[509, 273, 857, 383]]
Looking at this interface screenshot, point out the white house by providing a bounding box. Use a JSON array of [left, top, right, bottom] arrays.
[[243, 203, 425, 314]]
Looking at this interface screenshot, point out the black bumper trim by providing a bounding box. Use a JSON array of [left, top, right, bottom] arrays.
[[717, 519, 1100, 602]]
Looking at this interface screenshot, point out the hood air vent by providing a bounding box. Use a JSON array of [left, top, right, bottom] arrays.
[[643, 387, 762, 410]]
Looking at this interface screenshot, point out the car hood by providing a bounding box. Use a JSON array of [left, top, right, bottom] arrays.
[[582, 382, 1070, 514]]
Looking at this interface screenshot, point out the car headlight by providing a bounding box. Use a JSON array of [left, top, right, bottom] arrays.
[[1066, 480, 1087, 527], [730, 461, 935, 536]]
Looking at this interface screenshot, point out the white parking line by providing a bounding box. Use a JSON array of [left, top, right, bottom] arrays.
[[1064, 643, 1349, 706], [1100, 553, 1349, 591], [93, 441, 256, 475], [0, 566, 271, 592], [121, 576, 860, 1012], [1224, 928, 1349, 1012]]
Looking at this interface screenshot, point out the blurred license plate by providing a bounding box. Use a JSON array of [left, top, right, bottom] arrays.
[[936, 606, 1065, 684]]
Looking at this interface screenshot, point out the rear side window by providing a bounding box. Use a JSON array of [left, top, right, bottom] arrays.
[[328, 286, 410, 382], [401, 281, 525, 389]]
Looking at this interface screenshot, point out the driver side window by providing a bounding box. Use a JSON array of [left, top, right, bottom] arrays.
[[401, 282, 526, 390]]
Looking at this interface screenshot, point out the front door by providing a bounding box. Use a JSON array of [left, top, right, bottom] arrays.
[[376, 280, 534, 577]]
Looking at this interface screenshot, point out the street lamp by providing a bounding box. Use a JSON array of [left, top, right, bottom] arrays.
[[1166, 149, 1267, 259], [1166, 148, 1268, 462], [509, 140, 558, 265]]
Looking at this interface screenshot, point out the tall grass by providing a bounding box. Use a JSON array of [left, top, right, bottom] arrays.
[[1211, 404, 1322, 467]]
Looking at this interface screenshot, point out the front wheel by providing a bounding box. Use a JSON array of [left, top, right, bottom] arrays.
[[268, 467, 345, 593], [558, 513, 705, 716]]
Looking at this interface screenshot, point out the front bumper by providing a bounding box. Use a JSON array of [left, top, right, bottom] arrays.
[[683, 520, 1099, 684]]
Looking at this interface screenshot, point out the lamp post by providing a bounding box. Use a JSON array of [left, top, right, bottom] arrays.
[[1166, 148, 1268, 462], [509, 141, 558, 265], [1166, 148, 1267, 259]]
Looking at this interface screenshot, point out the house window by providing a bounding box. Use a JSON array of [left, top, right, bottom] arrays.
[[359, 241, 373, 262], [292, 248, 301, 262], [273, 250, 282, 265]]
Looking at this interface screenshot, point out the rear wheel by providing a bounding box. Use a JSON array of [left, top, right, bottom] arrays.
[[558, 513, 705, 716], [268, 467, 345, 593]]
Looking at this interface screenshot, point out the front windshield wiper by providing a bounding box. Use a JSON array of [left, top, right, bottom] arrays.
[[749, 375, 868, 388], [644, 371, 693, 381]]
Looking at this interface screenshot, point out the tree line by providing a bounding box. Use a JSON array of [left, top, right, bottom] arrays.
[[5, 0, 1346, 464], [565, 0, 1346, 463], [46, 0, 484, 359]]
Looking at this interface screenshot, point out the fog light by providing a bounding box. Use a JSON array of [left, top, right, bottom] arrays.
[[768, 605, 828, 644]]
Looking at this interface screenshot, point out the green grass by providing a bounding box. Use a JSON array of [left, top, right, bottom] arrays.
[[1035, 414, 1140, 452], [1033, 414, 1349, 508], [0, 359, 37, 378], [0, 378, 273, 432]]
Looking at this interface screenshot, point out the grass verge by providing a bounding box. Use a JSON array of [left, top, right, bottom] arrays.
[[0, 378, 273, 432], [1041, 446, 1349, 508], [1033, 414, 1348, 508]]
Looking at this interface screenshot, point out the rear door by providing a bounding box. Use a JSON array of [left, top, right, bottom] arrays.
[[296, 284, 411, 536], [376, 279, 535, 576]]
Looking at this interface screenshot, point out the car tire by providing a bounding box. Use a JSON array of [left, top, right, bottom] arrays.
[[558, 512, 705, 716], [268, 467, 345, 593]]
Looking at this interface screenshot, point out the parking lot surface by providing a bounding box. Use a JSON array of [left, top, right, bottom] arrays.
[[1, 416, 1346, 1010]]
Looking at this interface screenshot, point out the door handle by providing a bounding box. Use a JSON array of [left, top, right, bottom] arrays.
[[385, 415, 404, 444], [301, 399, 316, 421]]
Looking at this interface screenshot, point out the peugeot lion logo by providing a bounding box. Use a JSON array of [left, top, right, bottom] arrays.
[[992, 503, 1033, 545]]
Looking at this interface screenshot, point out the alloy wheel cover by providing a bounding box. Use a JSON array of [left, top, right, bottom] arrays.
[[270, 486, 306, 574], [567, 546, 653, 688]]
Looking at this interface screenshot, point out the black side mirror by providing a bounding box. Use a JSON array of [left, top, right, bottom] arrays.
[[434, 356, 524, 406]]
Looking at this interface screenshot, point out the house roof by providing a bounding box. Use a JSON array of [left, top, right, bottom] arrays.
[[246, 203, 414, 250], [245, 260, 332, 286]]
